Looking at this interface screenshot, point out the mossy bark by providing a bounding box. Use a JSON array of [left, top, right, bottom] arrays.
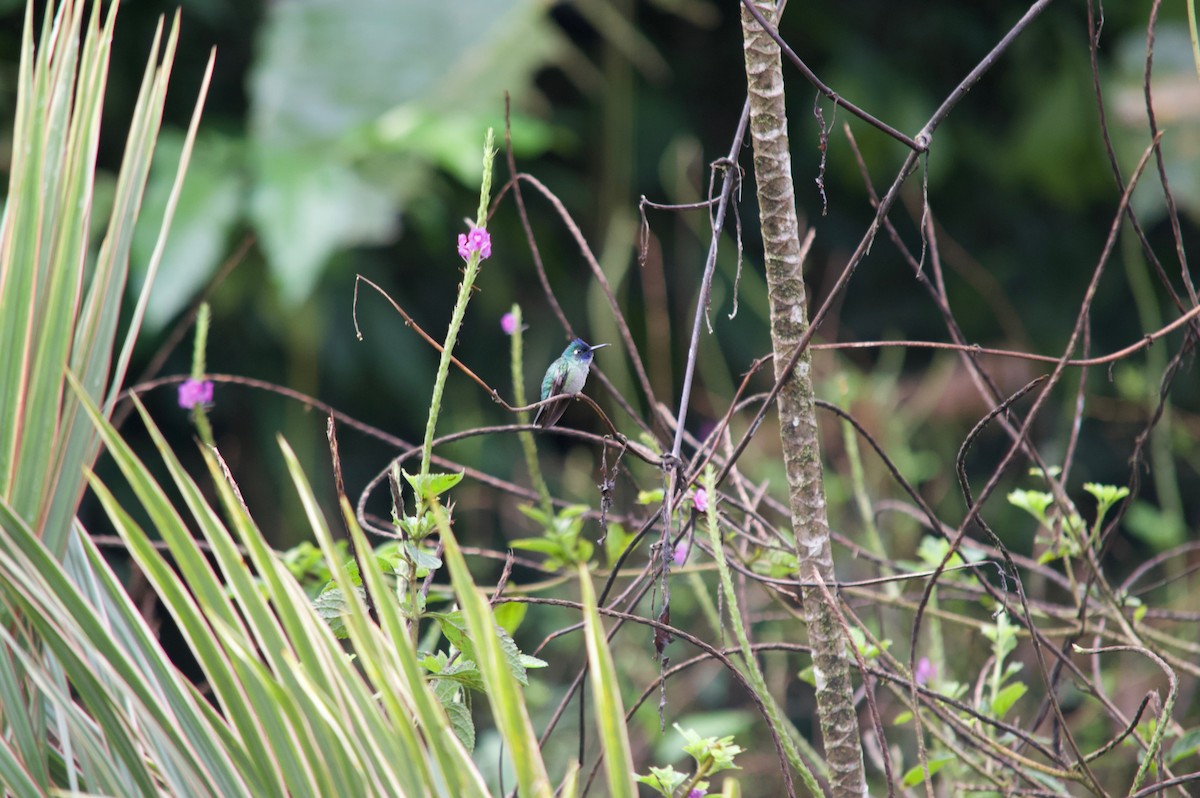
[[739, 2, 867, 794]]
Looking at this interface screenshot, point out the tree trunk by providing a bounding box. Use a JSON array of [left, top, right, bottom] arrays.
[[739, 2, 867, 794]]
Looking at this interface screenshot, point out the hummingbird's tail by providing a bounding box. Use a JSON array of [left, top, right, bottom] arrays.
[[534, 397, 570, 428]]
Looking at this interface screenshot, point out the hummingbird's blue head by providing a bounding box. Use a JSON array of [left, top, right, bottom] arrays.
[[564, 338, 608, 363]]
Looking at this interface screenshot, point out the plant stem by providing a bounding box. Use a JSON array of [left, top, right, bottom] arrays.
[[418, 129, 496, 489], [509, 303, 554, 516]]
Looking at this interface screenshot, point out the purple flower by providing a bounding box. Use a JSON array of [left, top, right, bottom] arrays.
[[687, 789, 704, 798], [500, 312, 518, 335], [457, 227, 492, 261], [178, 378, 213, 410], [915, 657, 935, 686], [692, 487, 709, 514], [672, 538, 690, 567]]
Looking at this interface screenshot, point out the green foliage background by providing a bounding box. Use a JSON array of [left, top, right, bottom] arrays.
[[25, 0, 1189, 552], [2, 0, 1198, 793]]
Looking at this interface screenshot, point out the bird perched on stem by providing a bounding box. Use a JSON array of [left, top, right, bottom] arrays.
[[534, 338, 608, 428]]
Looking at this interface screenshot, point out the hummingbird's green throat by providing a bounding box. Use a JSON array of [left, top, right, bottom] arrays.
[[534, 338, 608, 428]]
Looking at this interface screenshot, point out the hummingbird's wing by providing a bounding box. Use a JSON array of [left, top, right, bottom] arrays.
[[534, 366, 570, 428]]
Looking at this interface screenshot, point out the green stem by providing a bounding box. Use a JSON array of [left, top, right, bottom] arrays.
[[509, 303, 554, 516], [189, 302, 214, 447], [418, 129, 496, 490], [701, 466, 825, 794]]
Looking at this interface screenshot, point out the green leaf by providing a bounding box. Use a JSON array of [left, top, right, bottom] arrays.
[[603, 522, 634, 567], [1124, 501, 1187, 551], [635, 765, 687, 796], [579, 561, 637, 797], [678, 725, 743, 774], [404, 541, 443, 575], [1082, 482, 1129, 509], [0, 0, 210, 557], [982, 611, 1018, 661], [437, 507, 553, 796], [1007, 489, 1053, 525], [431, 611, 533, 686], [846, 626, 891, 659], [401, 469, 465, 502], [1168, 727, 1200, 764], [312, 586, 364, 639], [509, 537, 569, 556], [395, 511, 437, 540], [246, 0, 564, 305], [637, 488, 665, 505], [901, 756, 955, 787], [990, 681, 1028, 719], [916, 535, 963, 568], [442, 699, 476, 752], [422, 652, 486, 693], [249, 147, 397, 305], [494, 601, 527, 635]]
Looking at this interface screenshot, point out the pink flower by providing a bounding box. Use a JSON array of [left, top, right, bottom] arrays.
[[672, 538, 690, 567], [457, 227, 492, 261], [500, 312, 518, 335], [692, 487, 709, 514], [178, 378, 213, 409], [915, 657, 935, 686]]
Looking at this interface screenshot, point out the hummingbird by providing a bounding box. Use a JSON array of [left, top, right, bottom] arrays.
[[534, 338, 609, 428]]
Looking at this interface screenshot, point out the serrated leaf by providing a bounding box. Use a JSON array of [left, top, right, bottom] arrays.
[[433, 611, 531, 685], [422, 652, 487, 693], [442, 699, 476, 752], [404, 542, 443, 573], [635, 765, 687, 796], [312, 585, 365, 639], [402, 469, 464, 501], [1007, 489, 1053, 523], [494, 622, 531, 686]]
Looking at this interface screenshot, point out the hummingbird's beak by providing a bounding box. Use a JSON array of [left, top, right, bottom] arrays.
[[588, 343, 610, 352]]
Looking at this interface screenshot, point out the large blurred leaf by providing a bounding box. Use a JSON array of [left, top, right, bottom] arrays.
[[132, 131, 244, 330], [245, 0, 565, 304], [249, 146, 398, 305]]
